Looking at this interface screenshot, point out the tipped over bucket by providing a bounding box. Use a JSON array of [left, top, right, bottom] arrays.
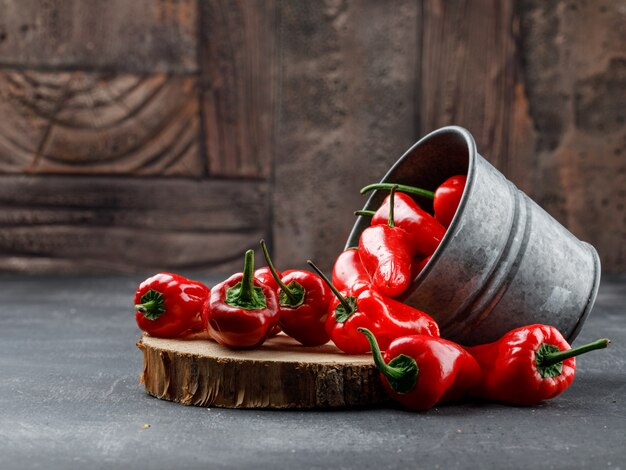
[[346, 126, 601, 345]]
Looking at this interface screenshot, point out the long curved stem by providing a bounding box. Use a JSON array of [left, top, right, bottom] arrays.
[[260, 239, 298, 303], [541, 338, 610, 367], [307, 260, 352, 314], [360, 183, 435, 200]]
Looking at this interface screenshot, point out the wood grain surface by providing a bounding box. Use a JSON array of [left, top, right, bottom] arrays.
[[0, 71, 202, 175], [137, 333, 387, 409], [0, 0, 198, 73], [0, 176, 269, 273], [0, 0, 623, 273], [200, 0, 278, 178]]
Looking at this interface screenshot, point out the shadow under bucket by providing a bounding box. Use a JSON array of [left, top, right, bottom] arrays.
[[346, 126, 601, 345]]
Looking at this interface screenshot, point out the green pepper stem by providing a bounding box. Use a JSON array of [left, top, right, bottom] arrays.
[[355, 210, 375, 217], [260, 239, 298, 303], [238, 249, 256, 303], [307, 259, 353, 314], [360, 183, 435, 199], [134, 302, 153, 313], [388, 185, 397, 228], [541, 338, 610, 367], [358, 328, 405, 380]]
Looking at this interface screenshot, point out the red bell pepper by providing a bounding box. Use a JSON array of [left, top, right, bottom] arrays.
[[134, 273, 209, 338], [254, 266, 283, 336], [360, 174, 467, 229], [434, 175, 466, 228], [332, 248, 372, 295], [365, 192, 445, 257], [360, 328, 481, 411], [467, 324, 610, 405], [358, 186, 415, 298], [204, 249, 279, 348], [308, 260, 439, 354], [255, 266, 281, 290], [259, 240, 331, 346]]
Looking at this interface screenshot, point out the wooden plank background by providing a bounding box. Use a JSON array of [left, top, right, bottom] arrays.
[[0, 0, 623, 274]]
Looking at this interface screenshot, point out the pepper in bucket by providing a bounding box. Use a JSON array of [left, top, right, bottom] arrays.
[[203, 249, 279, 348], [358, 185, 416, 298], [360, 175, 467, 229], [331, 247, 372, 295]]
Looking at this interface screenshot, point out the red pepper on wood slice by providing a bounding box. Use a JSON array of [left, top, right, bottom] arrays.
[[359, 328, 481, 411], [134, 273, 209, 339], [358, 186, 415, 297], [360, 174, 467, 229], [259, 240, 331, 346], [255, 266, 281, 290], [254, 266, 283, 336], [308, 260, 439, 354], [205, 249, 279, 348], [332, 248, 372, 295], [466, 324, 610, 405]]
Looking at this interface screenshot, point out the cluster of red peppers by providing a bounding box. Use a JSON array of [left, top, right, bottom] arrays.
[[133, 174, 610, 411]]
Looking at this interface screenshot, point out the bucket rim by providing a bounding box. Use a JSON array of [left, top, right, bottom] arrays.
[[345, 125, 478, 288]]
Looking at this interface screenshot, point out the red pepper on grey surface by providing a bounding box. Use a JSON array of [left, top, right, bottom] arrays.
[[359, 328, 481, 411], [260, 240, 331, 346], [134, 272, 209, 339], [358, 185, 415, 298], [307, 260, 439, 355], [204, 249, 279, 348], [466, 324, 610, 405]]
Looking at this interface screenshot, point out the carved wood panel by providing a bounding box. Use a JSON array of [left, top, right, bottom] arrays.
[[0, 71, 203, 175]]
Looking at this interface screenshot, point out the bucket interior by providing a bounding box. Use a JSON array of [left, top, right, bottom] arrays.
[[346, 127, 473, 249]]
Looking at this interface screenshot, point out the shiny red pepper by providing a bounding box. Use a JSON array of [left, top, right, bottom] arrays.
[[134, 273, 209, 338], [255, 266, 281, 290], [358, 186, 415, 298], [259, 240, 331, 346], [332, 248, 372, 295], [360, 174, 467, 229], [434, 175, 467, 228], [368, 192, 445, 257], [254, 266, 282, 336], [360, 328, 481, 411], [204, 249, 279, 348], [308, 260, 439, 354], [467, 324, 610, 405]]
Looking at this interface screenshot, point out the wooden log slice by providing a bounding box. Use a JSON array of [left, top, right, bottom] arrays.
[[137, 334, 388, 409]]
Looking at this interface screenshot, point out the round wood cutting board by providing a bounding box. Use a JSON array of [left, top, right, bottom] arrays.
[[137, 334, 387, 409]]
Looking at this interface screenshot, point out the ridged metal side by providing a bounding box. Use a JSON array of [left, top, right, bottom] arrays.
[[347, 126, 601, 345]]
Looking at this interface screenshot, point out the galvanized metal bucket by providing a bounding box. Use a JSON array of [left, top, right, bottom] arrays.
[[346, 126, 601, 345]]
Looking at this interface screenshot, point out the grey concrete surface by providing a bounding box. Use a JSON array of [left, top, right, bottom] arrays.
[[0, 274, 624, 470]]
